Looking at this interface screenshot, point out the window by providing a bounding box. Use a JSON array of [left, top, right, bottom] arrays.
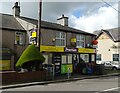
[[76, 34, 85, 48], [62, 55, 66, 64], [43, 54, 48, 64], [55, 32, 66, 46], [62, 54, 72, 64], [96, 54, 101, 61], [68, 54, 72, 64], [113, 54, 119, 61], [15, 32, 25, 45], [80, 54, 89, 63], [91, 54, 95, 62], [84, 54, 89, 63]]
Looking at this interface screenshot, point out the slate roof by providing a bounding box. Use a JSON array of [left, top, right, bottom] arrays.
[[1, 13, 96, 36], [0, 13, 24, 31], [20, 16, 95, 36], [94, 28, 120, 42]]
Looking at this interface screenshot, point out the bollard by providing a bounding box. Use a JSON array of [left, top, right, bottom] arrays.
[[52, 64, 55, 80], [67, 67, 70, 79]]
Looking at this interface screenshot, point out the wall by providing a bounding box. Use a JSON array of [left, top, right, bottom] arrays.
[[41, 29, 55, 46], [41, 28, 94, 48], [1, 70, 46, 85], [97, 33, 120, 61], [2, 29, 29, 70]]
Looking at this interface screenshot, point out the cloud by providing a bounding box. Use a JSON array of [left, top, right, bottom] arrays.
[[0, 1, 119, 33], [70, 3, 118, 33]]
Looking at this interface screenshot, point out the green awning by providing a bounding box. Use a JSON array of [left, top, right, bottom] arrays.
[[15, 44, 45, 67]]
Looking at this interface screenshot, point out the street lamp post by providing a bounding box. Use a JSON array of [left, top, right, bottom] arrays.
[[37, 0, 42, 51]]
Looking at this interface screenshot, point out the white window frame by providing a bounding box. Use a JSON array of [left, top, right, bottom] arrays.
[[76, 34, 85, 48], [15, 31, 25, 45], [55, 32, 66, 47]]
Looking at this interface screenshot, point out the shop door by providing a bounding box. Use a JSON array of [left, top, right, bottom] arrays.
[[72, 54, 79, 73], [52, 53, 61, 75]]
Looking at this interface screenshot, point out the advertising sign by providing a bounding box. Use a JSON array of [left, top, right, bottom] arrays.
[[0, 60, 11, 70], [61, 64, 73, 74]]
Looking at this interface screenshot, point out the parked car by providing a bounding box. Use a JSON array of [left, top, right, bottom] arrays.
[[103, 61, 120, 70]]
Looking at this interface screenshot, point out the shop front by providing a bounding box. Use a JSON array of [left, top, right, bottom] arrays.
[[40, 45, 96, 75], [0, 48, 12, 71]]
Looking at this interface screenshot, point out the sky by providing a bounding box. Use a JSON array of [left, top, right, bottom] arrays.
[[0, 0, 119, 33]]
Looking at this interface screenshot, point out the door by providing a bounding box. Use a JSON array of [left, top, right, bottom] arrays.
[[52, 53, 61, 75], [72, 54, 79, 72]]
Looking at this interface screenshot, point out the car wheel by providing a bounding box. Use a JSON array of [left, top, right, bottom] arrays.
[[112, 67, 117, 70]]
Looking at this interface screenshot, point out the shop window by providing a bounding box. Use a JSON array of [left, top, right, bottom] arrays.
[[96, 54, 101, 61], [91, 54, 95, 62], [113, 54, 119, 61], [68, 54, 72, 64], [80, 54, 89, 63], [55, 32, 66, 46], [62, 54, 72, 64], [76, 34, 85, 48], [43, 54, 48, 64], [84, 54, 89, 63], [15, 31, 25, 45], [62, 55, 66, 64]]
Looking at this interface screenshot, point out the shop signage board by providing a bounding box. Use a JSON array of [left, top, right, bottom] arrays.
[[40, 45, 64, 52], [78, 48, 95, 53], [61, 64, 73, 74], [40, 45, 95, 53]]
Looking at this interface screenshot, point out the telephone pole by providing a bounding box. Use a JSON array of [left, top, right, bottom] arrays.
[[37, 0, 42, 51]]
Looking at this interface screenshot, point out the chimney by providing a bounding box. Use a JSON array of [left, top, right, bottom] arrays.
[[12, 2, 20, 17], [57, 14, 68, 26]]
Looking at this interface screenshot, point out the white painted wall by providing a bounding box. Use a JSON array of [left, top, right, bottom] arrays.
[[97, 33, 120, 62]]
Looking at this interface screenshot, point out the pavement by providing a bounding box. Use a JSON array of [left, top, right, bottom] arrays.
[[1, 73, 120, 90]]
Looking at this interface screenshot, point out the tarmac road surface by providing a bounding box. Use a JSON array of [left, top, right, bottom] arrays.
[[2, 76, 120, 93]]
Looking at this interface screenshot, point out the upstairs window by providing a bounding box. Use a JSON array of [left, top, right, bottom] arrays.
[[15, 32, 25, 45], [55, 32, 66, 46], [113, 54, 119, 61], [76, 34, 85, 48]]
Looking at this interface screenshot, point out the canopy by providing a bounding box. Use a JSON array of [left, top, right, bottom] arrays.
[[15, 44, 45, 67]]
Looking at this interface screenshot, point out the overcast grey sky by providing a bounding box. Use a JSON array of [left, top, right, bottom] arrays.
[[0, 0, 119, 33]]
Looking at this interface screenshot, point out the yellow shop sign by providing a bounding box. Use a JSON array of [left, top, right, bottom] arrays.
[[40, 45, 95, 53], [0, 60, 11, 70], [78, 48, 95, 53], [40, 45, 64, 52]]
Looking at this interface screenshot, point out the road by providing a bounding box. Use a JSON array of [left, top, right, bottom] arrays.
[[2, 76, 120, 93]]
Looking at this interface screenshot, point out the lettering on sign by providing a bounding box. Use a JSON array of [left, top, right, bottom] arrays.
[[64, 48, 78, 52]]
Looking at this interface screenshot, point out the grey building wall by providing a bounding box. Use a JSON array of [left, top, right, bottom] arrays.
[[41, 29, 56, 46], [41, 28, 94, 47], [2, 29, 28, 63]]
